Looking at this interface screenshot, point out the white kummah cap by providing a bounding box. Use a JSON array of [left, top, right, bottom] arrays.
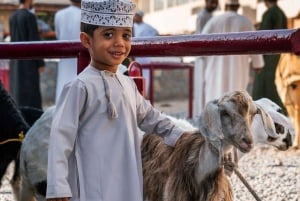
[[81, 0, 136, 27]]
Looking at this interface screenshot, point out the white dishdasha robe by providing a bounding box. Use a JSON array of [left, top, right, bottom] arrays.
[[46, 65, 183, 201]]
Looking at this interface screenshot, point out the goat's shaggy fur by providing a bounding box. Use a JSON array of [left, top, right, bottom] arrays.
[[142, 133, 233, 201]]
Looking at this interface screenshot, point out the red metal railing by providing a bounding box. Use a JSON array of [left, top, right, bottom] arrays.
[[0, 29, 299, 118], [0, 29, 299, 64], [141, 62, 194, 118]]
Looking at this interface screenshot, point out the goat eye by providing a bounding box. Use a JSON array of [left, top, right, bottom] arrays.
[[275, 123, 285, 134], [276, 108, 284, 114]]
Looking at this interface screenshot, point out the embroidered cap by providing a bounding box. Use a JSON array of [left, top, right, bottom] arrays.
[[81, 0, 136, 27]]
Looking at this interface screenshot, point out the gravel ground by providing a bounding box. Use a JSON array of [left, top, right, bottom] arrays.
[[0, 162, 15, 201], [230, 146, 300, 201], [1, 146, 299, 201]]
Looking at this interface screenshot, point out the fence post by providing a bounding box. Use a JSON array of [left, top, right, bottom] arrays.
[[77, 50, 90, 74], [128, 61, 146, 97]]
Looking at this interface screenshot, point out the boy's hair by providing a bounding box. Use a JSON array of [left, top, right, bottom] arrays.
[[20, 0, 26, 4], [80, 22, 99, 37]]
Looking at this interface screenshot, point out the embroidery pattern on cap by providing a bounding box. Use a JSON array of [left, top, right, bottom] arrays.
[[81, 0, 136, 27]]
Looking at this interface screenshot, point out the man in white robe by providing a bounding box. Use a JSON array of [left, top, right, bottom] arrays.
[[202, 0, 264, 104], [54, 0, 81, 102], [194, 0, 218, 117]]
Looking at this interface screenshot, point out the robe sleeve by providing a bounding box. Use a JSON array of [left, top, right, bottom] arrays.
[[135, 84, 184, 147], [46, 80, 86, 198]]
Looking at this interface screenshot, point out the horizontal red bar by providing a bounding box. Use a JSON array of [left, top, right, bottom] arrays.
[[0, 29, 299, 59]]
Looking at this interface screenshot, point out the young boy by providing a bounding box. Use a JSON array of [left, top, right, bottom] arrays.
[[46, 0, 191, 201]]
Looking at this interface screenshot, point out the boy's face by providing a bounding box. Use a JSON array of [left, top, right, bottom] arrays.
[[81, 26, 132, 71]]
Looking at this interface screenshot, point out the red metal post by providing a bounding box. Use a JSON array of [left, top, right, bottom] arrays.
[[149, 64, 154, 104], [128, 61, 146, 97], [188, 66, 194, 118], [77, 50, 90, 74]]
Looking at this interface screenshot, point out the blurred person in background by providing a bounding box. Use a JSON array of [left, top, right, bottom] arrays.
[[193, 0, 218, 116], [54, 0, 81, 103], [133, 10, 159, 97], [133, 10, 159, 37], [252, 0, 287, 112], [202, 0, 264, 105], [195, 0, 219, 34], [9, 0, 45, 109]]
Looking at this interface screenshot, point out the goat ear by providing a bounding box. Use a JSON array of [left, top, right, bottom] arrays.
[[256, 104, 278, 138], [198, 100, 223, 140]]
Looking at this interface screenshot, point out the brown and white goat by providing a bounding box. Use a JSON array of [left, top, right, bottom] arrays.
[[142, 91, 276, 201]]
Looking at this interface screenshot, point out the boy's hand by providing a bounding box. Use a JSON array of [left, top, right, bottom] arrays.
[[175, 131, 199, 146]]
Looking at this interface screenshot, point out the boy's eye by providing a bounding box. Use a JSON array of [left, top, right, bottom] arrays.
[[123, 33, 132, 40], [104, 32, 113, 38]]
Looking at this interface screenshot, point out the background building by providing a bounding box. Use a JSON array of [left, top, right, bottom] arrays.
[[0, 0, 299, 38], [136, 0, 300, 35]]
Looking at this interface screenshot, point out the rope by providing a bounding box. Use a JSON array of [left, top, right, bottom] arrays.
[[0, 131, 24, 145], [224, 149, 262, 201], [233, 166, 262, 201]]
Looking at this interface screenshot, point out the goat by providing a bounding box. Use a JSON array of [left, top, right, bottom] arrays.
[[0, 81, 29, 201], [16, 91, 261, 201], [245, 98, 293, 154], [19, 106, 55, 201], [142, 91, 276, 201]]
